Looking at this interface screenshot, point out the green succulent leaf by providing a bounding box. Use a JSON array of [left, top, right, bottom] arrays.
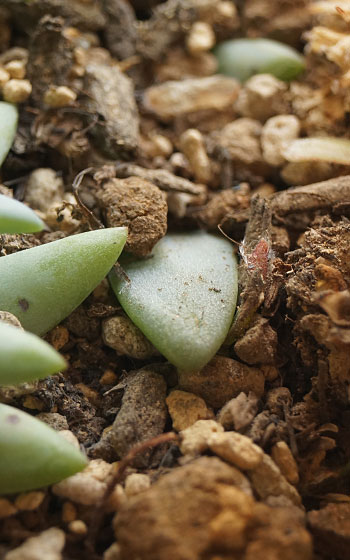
[[110, 232, 238, 372], [0, 194, 45, 233], [0, 102, 18, 167], [0, 227, 128, 335], [213, 38, 305, 82], [0, 403, 87, 494], [0, 322, 66, 385]]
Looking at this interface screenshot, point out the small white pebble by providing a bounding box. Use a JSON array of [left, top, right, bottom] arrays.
[[4, 60, 26, 80], [44, 85, 77, 108], [187, 21, 215, 55], [3, 79, 32, 103], [180, 419, 224, 456], [4, 527, 65, 560]]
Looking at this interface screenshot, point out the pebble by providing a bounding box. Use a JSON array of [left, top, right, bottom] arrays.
[[178, 356, 265, 409], [3, 78, 32, 103], [24, 168, 64, 213], [53, 459, 113, 506], [179, 419, 224, 456], [102, 315, 158, 359], [36, 413, 69, 431], [166, 390, 214, 431], [248, 453, 302, 506], [125, 473, 151, 497], [271, 441, 300, 485], [4, 528, 65, 560], [208, 431, 263, 470], [0, 498, 17, 519], [14, 491, 45, 511]]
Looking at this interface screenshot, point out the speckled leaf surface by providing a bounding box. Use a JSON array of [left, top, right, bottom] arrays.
[[0, 227, 127, 335], [0, 322, 66, 385], [110, 232, 238, 372], [0, 194, 44, 233], [0, 102, 18, 167], [0, 403, 87, 494], [213, 38, 305, 82]]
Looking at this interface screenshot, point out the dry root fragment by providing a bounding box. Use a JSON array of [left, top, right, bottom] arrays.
[[143, 75, 240, 120], [2, 78, 31, 102], [102, 315, 158, 360], [4, 528, 65, 560], [166, 390, 214, 432], [96, 177, 167, 257], [179, 128, 212, 184], [261, 115, 301, 166], [179, 419, 224, 456], [178, 356, 265, 409], [235, 74, 288, 122], [208, 431, 264, 470]]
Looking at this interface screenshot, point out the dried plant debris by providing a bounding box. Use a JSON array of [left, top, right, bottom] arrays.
[[3, 0, 350, 559]]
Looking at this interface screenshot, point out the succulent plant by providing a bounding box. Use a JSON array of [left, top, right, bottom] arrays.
[[0, 101, 18, 167], [0, 194, 45, 233], [110, 231, 238, 372], [213, 38, 305, 82]]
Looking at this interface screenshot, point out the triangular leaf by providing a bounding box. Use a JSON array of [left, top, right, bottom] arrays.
[[0, 102, 18, 167], [0, 322, 66, 385], [0, 194, 45, 233], [0, 227, 127, 335], [110, 232, 238, 372], [0, 403, 87, 494]]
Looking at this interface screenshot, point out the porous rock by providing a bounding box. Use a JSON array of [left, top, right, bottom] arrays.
[[102, 315, 158, 359], [179, 419, 224, 456], [114, 456, 312, 560], [208, 431, 263, 470], [178, 355, 265, 409], [234, 316, 278, 365], [166, 390, 214, 431], [4, 528, 65, 560], [109, 368, 168, 466], [96, 177, 167, 256]]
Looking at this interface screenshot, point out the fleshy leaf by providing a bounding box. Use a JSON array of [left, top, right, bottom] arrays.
[[0, 322, 66, 385], [213, 38, 305, 82], [110, 232, 238, 372], [0, 227, 127, 335], [0, 403, 87, 494], [0, 102, 18, 167], [0, 194, 45, 233]]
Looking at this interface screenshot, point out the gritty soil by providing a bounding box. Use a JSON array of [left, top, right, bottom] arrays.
[[1, 1, 350, 559]]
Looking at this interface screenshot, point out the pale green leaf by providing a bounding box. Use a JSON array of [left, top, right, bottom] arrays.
[[0, 194, 44, 233], [0, 403, 87, 494], [110, 232, 238, 372], [0, 227, 127, 335], [0, 102, 18, 167], [213, 38, 305, 82], [0, 322, 66, 385]]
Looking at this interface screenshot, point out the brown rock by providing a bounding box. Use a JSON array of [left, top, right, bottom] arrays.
[[96, 177, 167, 256], [308, 502, 350, 559], [271, 442, 299, 485], [114, 457, 312, 560], [208, 431, 263, 470], [179, 419, 224, 456], [217, 392, 259, 431], [114, 457, 253, 560], [234, 316, 278, 365], [178, 356, 265, 409], [166, 390, 214, 431], [249, 454, 302, 506], [109, 367, 168, 466]]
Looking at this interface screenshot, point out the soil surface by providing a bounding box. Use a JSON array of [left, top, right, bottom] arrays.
[[1, 1, 350, 559]]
